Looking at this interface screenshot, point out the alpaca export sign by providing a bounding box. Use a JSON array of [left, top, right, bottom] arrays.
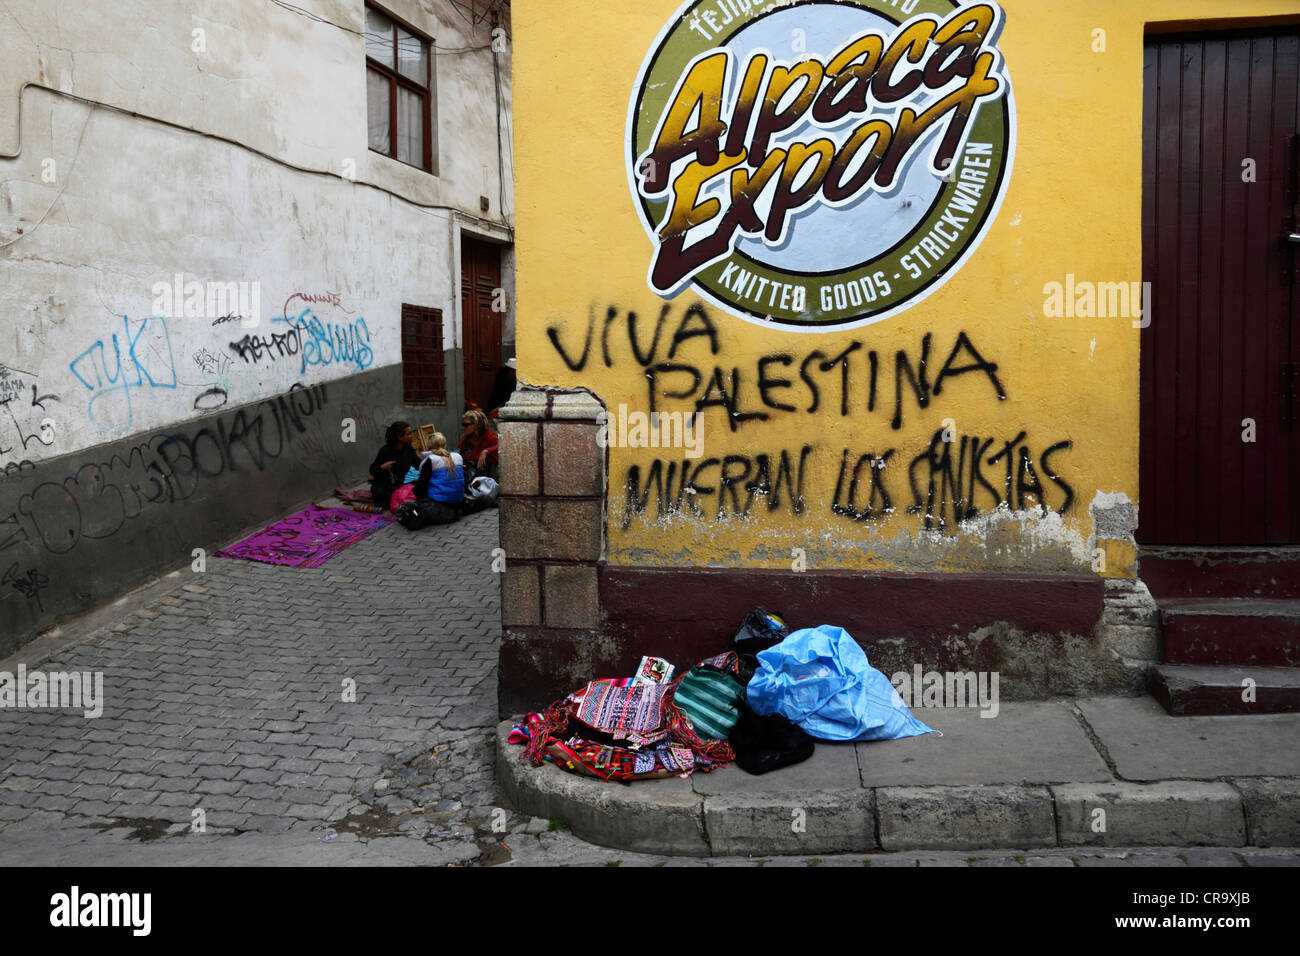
[[628, 0, 1016, 330]]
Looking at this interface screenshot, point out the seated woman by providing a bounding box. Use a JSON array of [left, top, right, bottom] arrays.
[[458, 408, 500, 481], [411, 432, 465, 506], [369, 421, 419, 510]]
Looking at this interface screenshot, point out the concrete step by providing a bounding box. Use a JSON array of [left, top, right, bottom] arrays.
[[1159, 599, 1300, 666], [1141, 547, 1300, 600], [1150, 665, 1300, 716]]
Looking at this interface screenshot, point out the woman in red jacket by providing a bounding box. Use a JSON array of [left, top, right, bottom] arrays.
[[459, 408, 499, 480]]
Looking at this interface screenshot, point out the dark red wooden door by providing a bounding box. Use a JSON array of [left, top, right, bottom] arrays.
[[461, 237, 502, 411], [1140, 30, 1300, 545]]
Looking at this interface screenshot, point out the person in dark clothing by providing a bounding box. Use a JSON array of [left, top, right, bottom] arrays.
[[487, 357, 517, 415], [369, 421, 419, 509]]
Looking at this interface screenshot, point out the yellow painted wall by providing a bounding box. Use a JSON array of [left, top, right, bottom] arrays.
[[512, 0, 1298, 574]]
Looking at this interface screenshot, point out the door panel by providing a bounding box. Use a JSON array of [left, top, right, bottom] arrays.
[[1140, 31, 1300, 545], [460, 237, 502, 411]]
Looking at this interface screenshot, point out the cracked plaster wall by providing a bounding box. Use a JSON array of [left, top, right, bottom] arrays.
[[0, 0, 514, 463]]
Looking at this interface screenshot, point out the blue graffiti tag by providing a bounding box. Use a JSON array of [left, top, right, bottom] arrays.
[[69, 316, 178, 434], [272, 309, 372, 375]]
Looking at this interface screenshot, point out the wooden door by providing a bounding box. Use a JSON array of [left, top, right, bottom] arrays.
[[460, 237, 502, 411], [1140, 30, 1300, 545]]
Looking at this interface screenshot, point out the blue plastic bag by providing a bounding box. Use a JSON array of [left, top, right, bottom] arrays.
[[746, 625, 933, 742]]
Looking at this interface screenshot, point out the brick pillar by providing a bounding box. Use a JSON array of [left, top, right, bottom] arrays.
[[496, 387, 608, 716]]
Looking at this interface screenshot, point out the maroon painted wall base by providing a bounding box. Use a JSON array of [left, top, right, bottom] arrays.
[[498, 565, 1110, 716]]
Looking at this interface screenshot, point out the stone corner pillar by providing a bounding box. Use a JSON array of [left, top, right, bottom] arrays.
[[1089, 492, 1160, 690], [495, 387, 609, 717]]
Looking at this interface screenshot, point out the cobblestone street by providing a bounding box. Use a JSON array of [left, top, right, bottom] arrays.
[[1, 506, 509, 866], [2, 505, 1298, 868]]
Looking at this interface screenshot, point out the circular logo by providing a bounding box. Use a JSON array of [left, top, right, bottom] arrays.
[[627, 0, 1015, 331]]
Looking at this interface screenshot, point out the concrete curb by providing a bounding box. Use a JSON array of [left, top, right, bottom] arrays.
[[878, 785, 1056, 851], [496, 722, 709, 856], [1053, 781, 1246, 847], [496, 721, 1300, 857], [1234, 777, 1300, 846], [705, 790, 876, 856]]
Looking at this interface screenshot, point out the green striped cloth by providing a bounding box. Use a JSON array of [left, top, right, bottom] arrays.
[[673, 667, 745, 740]]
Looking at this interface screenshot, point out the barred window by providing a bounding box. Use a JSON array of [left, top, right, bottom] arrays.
[[401, 305, 446, 405]]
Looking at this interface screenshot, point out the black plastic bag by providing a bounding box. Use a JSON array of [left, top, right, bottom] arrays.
[[736, 652, 759, 686], [729, 705, 815, 775], [730, 607, 789, 655]]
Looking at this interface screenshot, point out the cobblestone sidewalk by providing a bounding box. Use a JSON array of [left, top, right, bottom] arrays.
[[0, 506, 520, 866]]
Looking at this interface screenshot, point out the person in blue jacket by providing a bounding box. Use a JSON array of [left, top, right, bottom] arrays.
[[411, 432, 465, 506]]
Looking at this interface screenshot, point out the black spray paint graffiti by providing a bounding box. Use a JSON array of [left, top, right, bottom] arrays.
[[193, 348, 232, 378], [1, 460, 36, 482], [191, 348, 232, 411], [294, 378, 394, 473], [568, 303, 1077, 533], [30, 384, 59, 411], [224, 294, 374, 376], [548, 304, 1005, 431], [3, 562, 49, 612], [2, 383, 328, 557], [832, 430, 1074, 530], [623, 446, 813, 528], [622, 438, 1075, 532], [194, 387, 229, 411], [228, 329, 302, 365], [1, 375, 60, 461]]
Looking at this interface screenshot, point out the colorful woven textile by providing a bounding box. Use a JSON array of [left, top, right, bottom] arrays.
[[515, 655, 737, 782], [559, 740, 651, 780], [574, 680, 666, 741], [643, 742, 697, 775], [508, 715, 547, 746], [699, 651, 741, 673], [214, 503, 392, 568], [508, 724, 696, 782]]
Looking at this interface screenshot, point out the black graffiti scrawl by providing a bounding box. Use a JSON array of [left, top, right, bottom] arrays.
[[0, 383, 329, 558], [546, 303, 1074, 532]]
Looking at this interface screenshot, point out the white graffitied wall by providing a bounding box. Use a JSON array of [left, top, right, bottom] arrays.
[[0, 0, 514, 464]]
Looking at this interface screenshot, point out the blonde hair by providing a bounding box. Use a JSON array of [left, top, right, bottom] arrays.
[[426, 431, 455, 469], [462, 408, 490, 437]]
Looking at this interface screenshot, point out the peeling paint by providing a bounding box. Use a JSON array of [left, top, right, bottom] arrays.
[[611, 501, 1093, 573]]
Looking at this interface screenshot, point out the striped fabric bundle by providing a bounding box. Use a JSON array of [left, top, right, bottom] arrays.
[[671, 665, 745, 741]]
